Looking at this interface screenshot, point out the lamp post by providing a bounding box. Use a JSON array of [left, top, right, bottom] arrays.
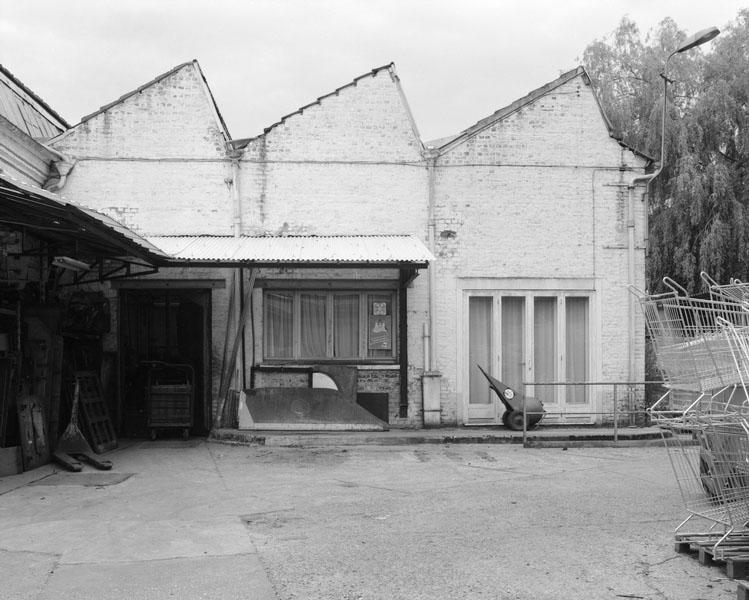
[[657, 26, 721, 181], [626, 26, 719, 391]]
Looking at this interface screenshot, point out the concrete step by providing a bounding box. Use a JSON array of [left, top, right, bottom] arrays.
[[210, 426, 671, 448]]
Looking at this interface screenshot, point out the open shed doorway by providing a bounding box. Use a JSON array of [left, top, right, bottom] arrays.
[[119, 288, 211, 438]]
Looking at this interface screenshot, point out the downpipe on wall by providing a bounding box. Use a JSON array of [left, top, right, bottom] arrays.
[[228, 153, 245, 393], [422, 153, 442, 427], [626, 166, 659, 385]]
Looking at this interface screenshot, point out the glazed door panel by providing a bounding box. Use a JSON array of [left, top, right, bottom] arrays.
[[467, 296, 495, 420]]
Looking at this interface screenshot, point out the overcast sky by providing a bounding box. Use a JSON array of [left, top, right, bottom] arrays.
[[1, 1, 745, 142]]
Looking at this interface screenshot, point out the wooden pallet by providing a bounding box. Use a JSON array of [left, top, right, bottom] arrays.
[[74, 371, 117, 453], [675, 532, 749, 579]]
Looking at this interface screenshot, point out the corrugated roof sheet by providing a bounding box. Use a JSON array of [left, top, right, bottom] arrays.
[[0, 173, 170, 261], [0, 65, 68, 139], [148, 235, 433, 266]]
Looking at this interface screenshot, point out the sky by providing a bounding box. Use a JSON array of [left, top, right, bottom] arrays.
[[1, 0, 746, 142]]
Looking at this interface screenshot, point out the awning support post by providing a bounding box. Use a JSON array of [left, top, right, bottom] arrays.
[[214, 267, 256, 430]]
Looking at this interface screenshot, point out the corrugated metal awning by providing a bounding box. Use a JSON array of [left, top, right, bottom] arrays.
[[149, 235, 433, 268], [0, 173, 171, 263]]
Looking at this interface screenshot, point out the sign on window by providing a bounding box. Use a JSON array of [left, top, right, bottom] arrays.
[[368, 300, 391, 350]]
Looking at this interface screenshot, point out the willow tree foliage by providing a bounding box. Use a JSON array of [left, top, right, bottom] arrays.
[[582, 10, 749, 293]]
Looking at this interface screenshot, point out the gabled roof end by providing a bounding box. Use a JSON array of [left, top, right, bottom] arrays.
[[228, 62, 398, 148]]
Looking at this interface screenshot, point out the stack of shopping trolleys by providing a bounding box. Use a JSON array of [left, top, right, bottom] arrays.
[[632, 273, 749, 578]]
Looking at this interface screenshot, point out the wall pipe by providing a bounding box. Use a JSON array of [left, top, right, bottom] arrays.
[[426, 152, 438, 373], [229, 153, 245, 392]]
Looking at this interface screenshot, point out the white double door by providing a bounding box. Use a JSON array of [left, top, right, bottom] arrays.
[[466, 292, 593, 423]]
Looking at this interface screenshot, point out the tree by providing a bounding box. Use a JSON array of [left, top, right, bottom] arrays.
[[582, 10, 749, 293]]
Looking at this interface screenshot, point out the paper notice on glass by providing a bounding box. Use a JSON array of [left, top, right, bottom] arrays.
[[368, 315, 391, 349]]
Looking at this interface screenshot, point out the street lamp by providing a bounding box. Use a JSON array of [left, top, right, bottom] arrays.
[[658, 26, 720, 180], [626, 26, 719, 388]]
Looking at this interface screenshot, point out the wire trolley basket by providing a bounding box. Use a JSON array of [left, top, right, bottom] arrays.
[[631, 277, 749, 422], [634, 275, 749, 563], [702, 271, 749, 305], [662, 415, 749, 561]]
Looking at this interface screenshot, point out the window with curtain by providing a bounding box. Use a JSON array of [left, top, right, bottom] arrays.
[[501, 296, 525, 393], [300, 293, 327, 357], [469, 296, 493, 405], [333, 294, 359, 358], [263, 289, 396, 361], [534, 297, 557, 405], [565, 297, 589, 404]]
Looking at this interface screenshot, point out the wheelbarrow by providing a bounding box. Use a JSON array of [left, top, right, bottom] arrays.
[[476, 365, 545, 431]]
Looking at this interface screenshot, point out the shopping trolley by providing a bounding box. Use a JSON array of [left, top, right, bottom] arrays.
[[702, 271, 749, 305], [631, 277, 749, 422], [663, 414, 749, 561], [657, 301, 749, 564]]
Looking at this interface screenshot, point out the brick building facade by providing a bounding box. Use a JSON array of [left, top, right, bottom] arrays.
[[41, 60, 648, 432]]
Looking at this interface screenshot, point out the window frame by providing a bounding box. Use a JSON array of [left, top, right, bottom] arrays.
[[262, 287, 399, 364]]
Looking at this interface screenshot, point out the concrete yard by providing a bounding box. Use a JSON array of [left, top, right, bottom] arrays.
[[0, 439, 737, 599]]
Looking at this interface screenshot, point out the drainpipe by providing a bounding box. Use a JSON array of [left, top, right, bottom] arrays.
[[422, 151, 442, 427], [426, 153, 437, 372], [230, 152, 242, 237], [228, 151, 245, 394], [626, 162, 659, 386], [627, 176, 637, 385]]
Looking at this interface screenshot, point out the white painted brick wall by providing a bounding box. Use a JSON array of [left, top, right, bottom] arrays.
[[235, 68, 430, 426], [45, 63, 647, 428], [433, 76, 648, 424], [50, 63, 232, 236], [52, 63, 227, 159]]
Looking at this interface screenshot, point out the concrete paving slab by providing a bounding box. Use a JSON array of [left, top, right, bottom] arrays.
[[0, 549, 58, 600], [38, 554, 276, 600], [0, 440, 734, 599], [3, 518, 254, 563], [0, 463, 55, 496], [28, 472, 134, 486]]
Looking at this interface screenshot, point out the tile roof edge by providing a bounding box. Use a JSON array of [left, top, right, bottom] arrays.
[[435, 66, 586, 152], [74, 60, 197, 126], [228, 63, 396, 147]]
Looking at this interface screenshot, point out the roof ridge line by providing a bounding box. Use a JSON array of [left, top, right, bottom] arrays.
[[77, 60, 197, 125], [435, 66, 586, 151], [228, 63, 395, 147]]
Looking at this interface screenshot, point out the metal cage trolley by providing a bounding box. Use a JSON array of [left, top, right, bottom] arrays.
[[631, 277, 749, 422], [702, 271, 749, 305], [144, 362, 194, 440], [659, 289, 749, 565], [662, 414, 749, 563]]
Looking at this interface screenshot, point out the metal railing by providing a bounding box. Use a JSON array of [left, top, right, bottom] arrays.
[[519, 380, 668, 446]]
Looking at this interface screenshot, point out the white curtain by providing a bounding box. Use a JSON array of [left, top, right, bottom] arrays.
[[566, 297, 589, 404], [501, 297, 525, 394], [334, 294, 359, 358], [534, 297, 557, 404], [469, 296, 493, 404], [301, 293, 327, 357], [265, 292, 293, 358]]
